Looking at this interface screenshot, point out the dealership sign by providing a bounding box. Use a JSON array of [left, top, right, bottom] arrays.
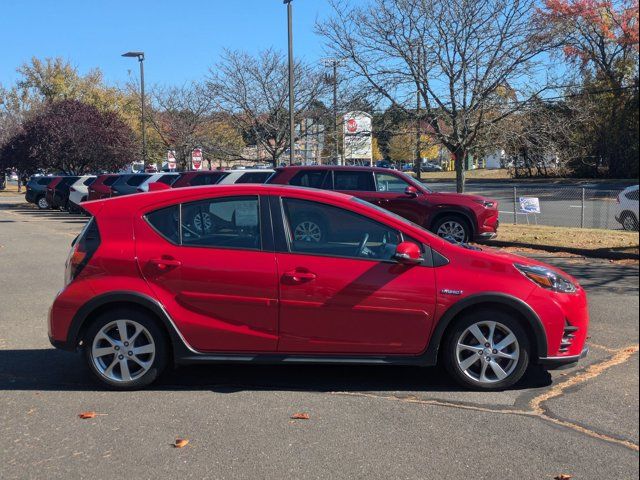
[[191, 148, 203, 170], [343, 112, 372, 164]]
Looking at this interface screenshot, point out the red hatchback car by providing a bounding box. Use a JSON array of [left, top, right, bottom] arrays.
[[268, 166, 499, 243], [49, 185, 588, 390]]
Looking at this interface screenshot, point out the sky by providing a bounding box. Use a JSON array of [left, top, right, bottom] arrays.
[[0, 0, 353, 88]]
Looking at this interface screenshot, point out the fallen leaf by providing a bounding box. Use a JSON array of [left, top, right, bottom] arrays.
[[78, 411, 107, 419], [174, 438, 189, 448], [554, 474, 573, 480], [290, 413, 310, 420]]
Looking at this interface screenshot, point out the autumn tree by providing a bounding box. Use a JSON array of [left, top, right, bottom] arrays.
[[318, 0, 558, 192], [539, 0, 639, 177], [0, 100, 137, 175]]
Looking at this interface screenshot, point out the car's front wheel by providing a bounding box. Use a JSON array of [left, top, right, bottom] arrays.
[[443, 309, 530, 390], [433, 215, 471, 244], [84, 309, 168, 390]]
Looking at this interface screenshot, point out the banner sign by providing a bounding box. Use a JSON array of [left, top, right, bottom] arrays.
[[191, 148, 203, 171], [519, 197, 541, 214], [167, 150, 177, 171], [343, 111, 372, 164]]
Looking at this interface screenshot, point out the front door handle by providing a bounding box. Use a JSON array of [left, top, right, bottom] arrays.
[[282, 270, 317, 284], [150, 257, 182, 270]]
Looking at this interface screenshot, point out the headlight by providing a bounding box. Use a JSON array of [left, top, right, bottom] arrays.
[[515, 264, 577, 293], [474, 199, 495, 208]]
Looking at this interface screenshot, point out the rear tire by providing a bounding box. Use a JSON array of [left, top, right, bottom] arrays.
[[36, 196, 50, 210], [83, 308, 168, 390], [621, 211, 638, 231], [442, 308, 530, 390]]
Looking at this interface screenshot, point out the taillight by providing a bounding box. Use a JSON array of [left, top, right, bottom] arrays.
[[65, 217, 100, 285]]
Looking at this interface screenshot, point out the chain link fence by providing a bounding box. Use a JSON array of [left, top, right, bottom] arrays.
[[459, 186, 636, 231]]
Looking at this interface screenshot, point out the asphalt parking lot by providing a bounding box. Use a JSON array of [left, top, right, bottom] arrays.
[[0, 194, 638, 480]]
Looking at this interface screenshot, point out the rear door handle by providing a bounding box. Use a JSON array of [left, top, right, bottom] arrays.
[[283, 270, 317, 284], [150, 257, 181, 270]]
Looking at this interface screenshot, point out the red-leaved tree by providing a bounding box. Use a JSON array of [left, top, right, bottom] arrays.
[[540, 0, 639, 86], [0, 99, 137, 175]]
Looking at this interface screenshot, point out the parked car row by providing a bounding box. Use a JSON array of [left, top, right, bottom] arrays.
[[25, 166, 500, 243], [25, 169, 275, 212]]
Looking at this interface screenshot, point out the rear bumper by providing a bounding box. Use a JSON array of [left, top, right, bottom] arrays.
[[539, 346, 589, 370]]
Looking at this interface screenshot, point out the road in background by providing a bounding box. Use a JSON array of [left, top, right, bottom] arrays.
[[427, 180, 635, 230]]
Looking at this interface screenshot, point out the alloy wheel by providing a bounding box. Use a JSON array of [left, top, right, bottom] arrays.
[[91, 319, 156, 383], [622, 214, 638, 231], [436, 220, 466, 243], [193, 212, 212, 234], [455, 320, 520, 384], [37, 197, 49, 209], [294, 221, 322, 242]]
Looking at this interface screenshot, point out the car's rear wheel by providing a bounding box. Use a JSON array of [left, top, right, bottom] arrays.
[[443, 309, 530, 390], [433, 215, 471, 243], [84, 309, 167, 390], [36, 196, 50, 210], [621, 211, 638, 231]]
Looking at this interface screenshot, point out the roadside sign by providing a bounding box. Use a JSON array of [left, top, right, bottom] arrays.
[[519, 197, 541, 214], [343, 111, 372, 165], [191, 148, 203, 171], [167, 150, 177, 171]]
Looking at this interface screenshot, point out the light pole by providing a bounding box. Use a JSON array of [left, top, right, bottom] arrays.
[[284, 0, 295, 166], [322, 58, 343, 165], [122, 51, 147, 168]]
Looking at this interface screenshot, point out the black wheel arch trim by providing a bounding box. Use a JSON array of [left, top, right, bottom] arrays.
[[61, 291, 195, 359], [420, 292, 548, 366], [58, 291, 547, 368]]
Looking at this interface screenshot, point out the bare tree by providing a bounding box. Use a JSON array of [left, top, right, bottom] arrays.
[[318, 0, 557, 192], [206, 49, 329, 166], [147, 82, 220, 169]]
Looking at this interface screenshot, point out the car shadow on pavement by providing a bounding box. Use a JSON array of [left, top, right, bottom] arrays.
[[0, 348, 552, 393]]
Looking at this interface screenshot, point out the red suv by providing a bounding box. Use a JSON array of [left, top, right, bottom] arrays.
[[49, 185, 588, 390], [268, 166, 499, 243], [88, 174, 120, 201]]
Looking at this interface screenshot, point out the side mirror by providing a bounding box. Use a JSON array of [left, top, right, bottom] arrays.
[[393, 241, 423, 265], [148, 182, 171, 192], [405, 186, 418, 197]]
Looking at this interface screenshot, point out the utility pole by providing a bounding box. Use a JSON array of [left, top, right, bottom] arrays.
[[322, 58, 343, 165], [414, 44, 422, 181], [284, 0, 295, 166]]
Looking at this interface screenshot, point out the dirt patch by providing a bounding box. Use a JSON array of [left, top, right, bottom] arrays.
[[482, 224, 639, 260]]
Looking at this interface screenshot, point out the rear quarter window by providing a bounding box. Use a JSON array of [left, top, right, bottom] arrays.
[[145, 205, 180, 244], [126, 175, 151, 187]]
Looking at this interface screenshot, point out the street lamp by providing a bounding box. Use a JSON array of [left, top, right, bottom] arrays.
[[122, 51, 147, 168], [284, 0, 295, 166]]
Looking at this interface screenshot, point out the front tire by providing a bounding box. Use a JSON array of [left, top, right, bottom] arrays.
[[443, 309, 530, 390], [433, 215, 471, 243], [83, 308, 168, 390]]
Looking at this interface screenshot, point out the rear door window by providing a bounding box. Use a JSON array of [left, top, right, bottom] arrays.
[[289, 170, 332, 189], [334, 171, 375, 191], [191, 173, 227, 186], [181, 196, 260, 249], [37, 177, 54, 186]]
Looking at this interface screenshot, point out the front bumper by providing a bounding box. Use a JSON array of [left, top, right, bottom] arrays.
[[539, 346, 589, 370], [475, 232, 497, 240]]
